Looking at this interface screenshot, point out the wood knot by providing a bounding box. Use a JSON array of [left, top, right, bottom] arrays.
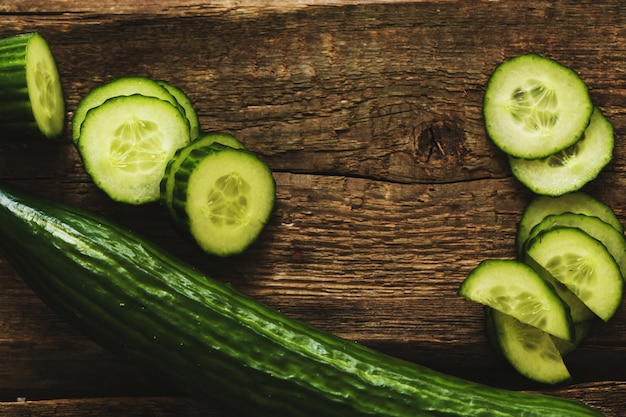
[[413, 120, 466, 164]]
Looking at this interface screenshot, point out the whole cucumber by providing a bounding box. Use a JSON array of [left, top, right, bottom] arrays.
[[0, 182, 605, 417]]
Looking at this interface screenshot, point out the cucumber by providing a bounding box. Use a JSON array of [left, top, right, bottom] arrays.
[[458, 259, 573, 341], [170, 143, 275, 257], [509, 107, 614, 196], [483, 53, 593, 159], [78, 94, 191, 205], [485, 307, 571, 385], [526, 227, 624, 322], [157, 80, 200, 140], [72, 76, 182, 144], [0, 32, 65, 139], [516, 192, 623, 258], [526, 212, 626, 280], [160, 133, 246, 222], [0, 182, 606, 417]]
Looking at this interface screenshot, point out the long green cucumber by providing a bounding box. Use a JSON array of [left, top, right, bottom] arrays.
[[0, 182, 605, 417], [0, 33, 65, 139]]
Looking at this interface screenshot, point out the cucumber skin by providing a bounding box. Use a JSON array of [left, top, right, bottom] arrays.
[[0, 183, 605, 417], [0, 33, 52, 138]]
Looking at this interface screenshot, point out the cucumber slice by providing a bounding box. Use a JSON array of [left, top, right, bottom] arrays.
[[72, 76, 182, 144], [78, 94, 191, 205], [485, 307, 571, 385], [459, 259, 573, 341], [171, 143, 275, 257], [483, 53, 593, 159], [526, 227, 624, 322], [0, 32, 65, 139], [516, 192, 623, 258], [157, 80, 200, 140], [526, 212, 626, 280], [161, 133, 246, 221], [509, 107, 614, 196], [525, 255, 595, 324]]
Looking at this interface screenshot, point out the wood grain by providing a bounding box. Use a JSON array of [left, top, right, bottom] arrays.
[[1, 0, 626, 416]]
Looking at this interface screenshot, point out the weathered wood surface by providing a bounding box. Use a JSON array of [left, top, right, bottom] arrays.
[[2, 0, 626, 415]]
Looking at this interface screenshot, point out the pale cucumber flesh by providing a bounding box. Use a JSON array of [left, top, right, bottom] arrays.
[[171, 144, 275, 257], [161, 133, 246, 221], [516, 192, 623, 258], [459, 259, 573, 341], [486, 307, 571, 385], [526, 227, 623, 322], [526, 212, 626, 281], [78, 94, 191, 204], [483, 54, 593, 159], [0, 32, 65, 139], [509, 107, 614, 196], [72, 76, 181, 144]]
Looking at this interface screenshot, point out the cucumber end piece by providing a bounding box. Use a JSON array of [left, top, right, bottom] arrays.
[[25, 33, 65, 139]]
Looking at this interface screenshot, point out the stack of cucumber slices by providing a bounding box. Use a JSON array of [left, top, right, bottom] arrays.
[[461, 53, 624, 385], [73, 77, 275, 257], [484, 53, 614, 196], [459, 184, 625, 384]]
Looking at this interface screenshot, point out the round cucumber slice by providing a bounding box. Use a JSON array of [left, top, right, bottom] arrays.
[[78, 94, 191, 205], [526, 227, 624, 322], [516, 192, 623, 258], [509, 107, 614, 196], [72, 76, 182, 144], [171, 144, 276, 257], [526, 212, 626, 281], [485, 307, 571, 385], [459, 259, 573, 341], [483, 53, 593, 159]]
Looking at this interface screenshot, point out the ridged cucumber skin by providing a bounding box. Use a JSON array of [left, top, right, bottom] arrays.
[[0, 33, 65, 139], [0, 183, 605, 417]]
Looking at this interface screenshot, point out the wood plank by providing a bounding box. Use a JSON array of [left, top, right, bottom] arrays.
[[1, 0, 626, 415]]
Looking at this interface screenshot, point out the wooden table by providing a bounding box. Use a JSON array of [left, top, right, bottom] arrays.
[[1, 0, 626, 415]]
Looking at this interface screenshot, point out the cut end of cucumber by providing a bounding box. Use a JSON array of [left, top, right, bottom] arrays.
[[25, 33, 65, 139], [459, 259, 573, 341]]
